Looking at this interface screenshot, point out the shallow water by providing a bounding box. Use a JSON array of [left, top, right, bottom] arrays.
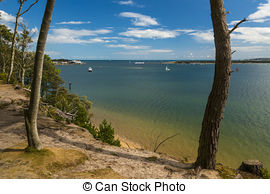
[[58, 61, 270, 169]]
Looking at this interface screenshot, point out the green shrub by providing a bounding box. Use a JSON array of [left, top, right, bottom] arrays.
[[0, 73, 7, 81], [46, 87, 92, 125], [262, 168, 270, 179], [80, 120, 120, 147], [97, 120, 121, 147], [82, 122, 98, 139]]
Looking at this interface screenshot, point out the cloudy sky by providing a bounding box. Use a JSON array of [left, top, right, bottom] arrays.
[[1, 0, 270, 60]]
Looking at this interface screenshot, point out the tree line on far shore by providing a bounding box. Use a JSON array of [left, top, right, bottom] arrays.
[[0, 0, 251, 171]]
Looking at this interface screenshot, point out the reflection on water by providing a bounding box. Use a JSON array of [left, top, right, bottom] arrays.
[[58, 61, 270, 169]]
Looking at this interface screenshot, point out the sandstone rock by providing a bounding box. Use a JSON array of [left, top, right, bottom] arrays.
[[198, 169, 221, 179], [235, 174, 243, 179]]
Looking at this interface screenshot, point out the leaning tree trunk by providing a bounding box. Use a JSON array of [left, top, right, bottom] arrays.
[[24, 0, 55, 150], [195, 0, 232, 169], [7, 3, 23, 83]]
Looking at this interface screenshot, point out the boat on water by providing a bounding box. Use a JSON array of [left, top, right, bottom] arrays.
[[88, 67, 93, 72], [135, 62, 145, 65], [165, 65, 171, 71]]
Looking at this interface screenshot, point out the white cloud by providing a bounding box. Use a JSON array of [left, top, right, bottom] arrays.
[[56, 21, 91, 25], [45, 51, 60, 56], [175, 23, 270, 45], [107, 44, 150, 49], [149, 49, 173, 53], [0, 10, 23, 28], [228, 1, 270, 25], [107, 44, 173, 54], [114, 49, 173, 56], [228, 20, 241, 26], [189, 30, 214, 42], [30, 27, 38, 34], [120, 12, 159, 26], [102, 37, 138, 43], [0, 10, 15, 23], [248, 0, 270, 22], [48, 28, 112, 44], [231, 27, 270, 44], [118, 0, 134, 5], [117, 0, 144, 8], [232, 46, 267, 52], [119, 28, 180, 39], [175, 29, 196, 33], [187, 27, 270, 45]]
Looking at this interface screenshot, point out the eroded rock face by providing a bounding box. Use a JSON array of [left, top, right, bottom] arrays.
[[239, 160, 263, 177]]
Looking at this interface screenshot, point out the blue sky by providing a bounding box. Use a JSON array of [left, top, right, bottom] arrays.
[[1, 0, 270, 60]]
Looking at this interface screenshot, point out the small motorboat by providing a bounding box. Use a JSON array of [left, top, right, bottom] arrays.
[[165, 65, 170, 71], [88, 67, 93, 72]]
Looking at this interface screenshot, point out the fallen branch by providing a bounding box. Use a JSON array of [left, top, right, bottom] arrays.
[[41, 102, 78, 121]]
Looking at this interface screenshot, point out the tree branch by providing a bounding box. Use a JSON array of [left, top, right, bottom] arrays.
[[153, 133, 162, 151], [229, 18, 247, 34], [19, 0, 39, 17], [154, 133, 180, 153]]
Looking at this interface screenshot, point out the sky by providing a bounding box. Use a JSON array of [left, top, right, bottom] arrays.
[[1, 0, 270, 60]]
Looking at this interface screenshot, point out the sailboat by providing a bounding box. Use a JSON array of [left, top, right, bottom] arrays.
[[165, 65, 170, 71]]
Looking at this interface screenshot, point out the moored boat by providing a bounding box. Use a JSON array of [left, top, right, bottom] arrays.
[[165, 65, 170, 71]]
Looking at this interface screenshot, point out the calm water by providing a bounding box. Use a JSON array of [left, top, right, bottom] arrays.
[[58, 61, 270, 169]]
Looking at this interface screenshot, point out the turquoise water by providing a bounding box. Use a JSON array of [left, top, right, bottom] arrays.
[[58, 61, 270, 169]]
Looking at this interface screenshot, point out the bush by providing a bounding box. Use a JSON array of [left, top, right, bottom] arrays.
[[82, 122, 98, 139], [0, 73, 7, 81], [45, 87, 92, 125], [81, 120, 120, 147], [262, 168, 270, 179], [97, 120, 121, 147]]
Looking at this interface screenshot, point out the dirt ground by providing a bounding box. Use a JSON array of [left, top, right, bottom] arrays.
[[0, 83, 221, 179]]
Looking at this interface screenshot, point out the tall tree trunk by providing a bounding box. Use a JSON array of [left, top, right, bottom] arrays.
[[21, 67, 25, 86], [195, 0, 232, 169], [24, 0, 55, 150], [7, 3, 23, 83], [21, 40, 26, 86]]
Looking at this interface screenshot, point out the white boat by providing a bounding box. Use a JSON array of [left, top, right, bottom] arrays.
[[135, 62, 144, 65], [88, 67, 93, 72], [165, 65, 170, 71]]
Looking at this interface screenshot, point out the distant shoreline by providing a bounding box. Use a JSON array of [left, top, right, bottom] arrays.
[[52, 59, 85, 65], [163, 60, 270, 65], [52, 59, 270, 65]]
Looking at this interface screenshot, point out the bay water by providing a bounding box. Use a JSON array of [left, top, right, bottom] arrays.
[[58, 61, 270, 169]]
